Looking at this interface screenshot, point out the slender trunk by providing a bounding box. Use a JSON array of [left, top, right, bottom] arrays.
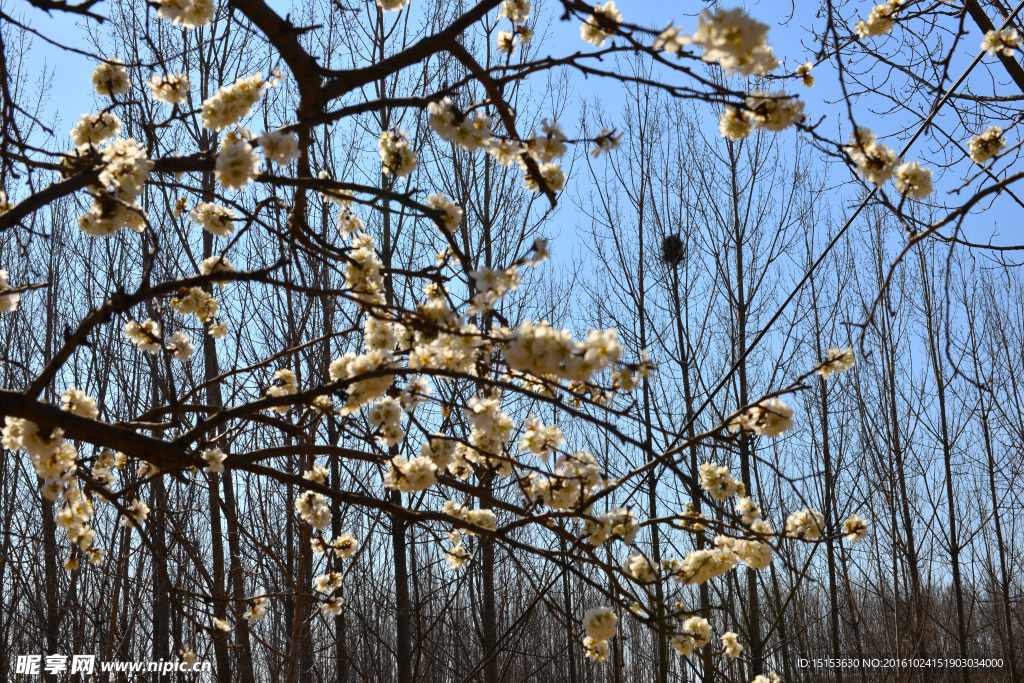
[[728, 140, 761, 674], [917, 250, 969, 683], [202, 158, 232, 683], [978, 390, 1019, 683], [391, 490, 412, 683]]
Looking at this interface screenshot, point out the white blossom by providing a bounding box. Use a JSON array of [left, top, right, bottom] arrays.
[[120, 498, 150, 527], [728, 397, 794, 438], [378, 129, 418, 178], [498, 0, 530, 22], [201, 74, 269, 130], [893, 161, 934, 199], [202, 447, 227, 473], [582, 607, 618, 642], [147, 73, 191, 104], [125, 319, 161, 354], [580, 1, 622, 48], [155, 0, 215, 29], [70, 112, 122, 150], [61, 387, 99, 419], [384, 456, 438, 492], [582, 637, 610, 662], [242, 592, 269, 622], [296, 491, 332, 528], [816, 347, 855, 380], [982, 28, 1021, 57], [0, 270, 21, 313], [190, 202, 236, 237], [200, 255, 236, 284], [786, 508, 825, 540], [855, 1, 901, 39], [92, 59, 131, 97], [215, 138, 260, 190], [375, 0, 410, 11], [843, 514, 869, 542], [207, 321, 229, 339], [688, 8, 779, 77], [968, 126, 1007, 164], [722, 632, 743, 658], [166, 331, 194, 362], [258, 129, 300, 164], [425, 193, 463, 232], [267, 368, 297, 415]]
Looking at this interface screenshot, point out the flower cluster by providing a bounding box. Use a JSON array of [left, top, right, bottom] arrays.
[[444, 531, 473, 570], [687, 8, 779, 77], [190, 202, 236, 237], [375, 0, 410, 11], [517, 416, 564, 462], [343, 233, 386, 307], [216, 137, 260, 191], [580, 1, 622, 48], [92, 60, 130, 97], [968, 126, 1007, 164], [154, 0, 215, 29], [70, 113, 122, 150], [428, 99, 493, 152], [728, 397, 794, 438], [623, 553, 659, 583], [699, 462, 745, 500], [2, 418, 105, 565], [201, 74, 271, 130], [330, 347, 397, 415], [463, 395, 516, 475], [719, 91, 805, 142], [147, 73, 191, 105], [816, 347, 856, 380], [378, 129, 418, 178], [583, 507, 637, 546], [61, 387, 99, 419], [384, 455, 438, 492], [200, 255, 235, 284], [166, 331, 194, 362], [843, 514, 869, 542], [669, 616, 711, 657], [296, 491, 332, 528], [844, 127, 895, 185], [855, 1, 901, 39], [425, 193, 463, 232], [202, 447, 227, 473], [581, 607, 617, 662], [722, 632, 743, 658], [496, 0, 533, 54], [369, 396, 405, 447], [469, 265, 521, 314], [0, 270, 21, 312], [785, 508, 825, 540], [753, 673, 782, 683], [442, 501, 498, 535], [313, 572, 344, 594], [257, 129, 300, 164], [242, 592, 269, 622], [589, 127, 624, 158], [79, 138, 154, 237], [170, 287, 219, 322], [982, 28, 1021, 57], [125, 319, 161, 353], [893, 161, 934, 200], [503, 322, 623, 384], [797, 62, 815, 87], [267, 368, 297, 415]]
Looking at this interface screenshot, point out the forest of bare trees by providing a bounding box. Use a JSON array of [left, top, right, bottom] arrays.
[[0, 0, 1022, 681]]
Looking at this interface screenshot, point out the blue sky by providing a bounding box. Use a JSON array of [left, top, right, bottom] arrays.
[[12, 0, 1022, 258]]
